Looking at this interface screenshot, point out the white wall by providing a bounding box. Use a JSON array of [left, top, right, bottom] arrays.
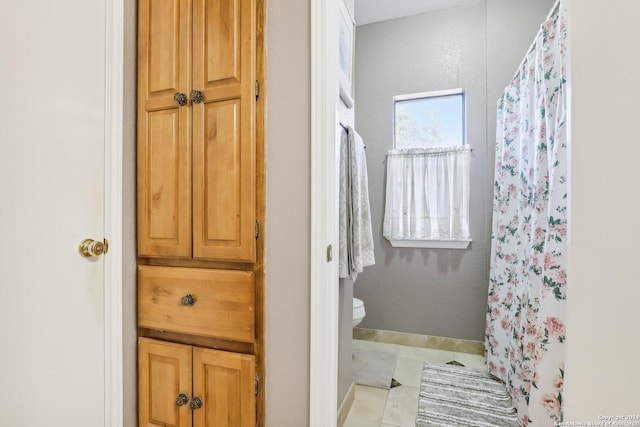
[[564, 0, 640, 419]]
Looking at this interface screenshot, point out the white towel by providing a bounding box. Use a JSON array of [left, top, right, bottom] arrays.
[[339, 125, 375, 281]]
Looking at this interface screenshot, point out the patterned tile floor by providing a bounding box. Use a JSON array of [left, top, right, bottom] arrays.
[[343, 339, 487, 427]]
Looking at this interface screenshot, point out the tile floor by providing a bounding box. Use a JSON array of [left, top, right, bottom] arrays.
[[343, 339, 487, 427]]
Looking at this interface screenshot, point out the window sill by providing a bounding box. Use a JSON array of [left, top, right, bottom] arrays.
[[387, 239, 471, 249]]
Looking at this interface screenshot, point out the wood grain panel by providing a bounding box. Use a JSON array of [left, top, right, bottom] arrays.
[[203, 100, 239, 243], [254, 0, 265, 425], [137, 0, 264, 424], [139, 338, 192, 427], [138, 107, 191, 258], [148, 110, 179, 239], [148, 0, 179, 94], [139, 328, 255, 354], [206, 0, 239, 84], [192, 96, 255, 262], [191, 0, 256, 262], [138, 0, 191, 258], [192, 0, 255, 263], [138, 266, 255, 342], [138, 256, 256, 271], [192, 348, 255, 427], [192, 0, 240, 88], [139, 0, 191, 102]]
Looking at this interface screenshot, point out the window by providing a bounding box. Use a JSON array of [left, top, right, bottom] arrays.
[[394, 88, 465, 149], [383, 88, 471, 249]]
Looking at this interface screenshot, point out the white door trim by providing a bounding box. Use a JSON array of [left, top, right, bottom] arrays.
[[104, 0, 124, 425], [310, 0, 340, 426]]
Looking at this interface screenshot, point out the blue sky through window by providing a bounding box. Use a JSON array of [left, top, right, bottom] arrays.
[[395, 93, 464, 149]]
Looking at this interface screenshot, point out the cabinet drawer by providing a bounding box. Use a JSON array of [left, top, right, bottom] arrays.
[[138, 266, 255, 343]]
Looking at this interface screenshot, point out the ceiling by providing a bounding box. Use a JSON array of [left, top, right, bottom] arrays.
[[354, 0, 484, 26]]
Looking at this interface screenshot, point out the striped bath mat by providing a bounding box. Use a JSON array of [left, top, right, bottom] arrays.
[[416, 363, 518, 427]]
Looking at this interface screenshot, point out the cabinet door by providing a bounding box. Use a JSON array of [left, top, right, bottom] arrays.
[[138, 0, 192, 258], [191, 0, 257, 262], [139, 338, 193, 427], [192, 348, 256, 427]]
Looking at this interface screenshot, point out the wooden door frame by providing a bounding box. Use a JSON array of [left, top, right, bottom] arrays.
[[310, 0, 340, 426], [104, 0, 124, 425]]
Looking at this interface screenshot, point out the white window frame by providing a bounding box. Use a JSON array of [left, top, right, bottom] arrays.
[[387, 87, 471, 249], [393, 88, 466, 150]]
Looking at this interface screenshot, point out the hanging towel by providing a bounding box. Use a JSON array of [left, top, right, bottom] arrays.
[[339, 125, 375, 281]]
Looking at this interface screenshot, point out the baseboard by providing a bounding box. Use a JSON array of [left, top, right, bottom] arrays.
[[337, 382, 355, 427], [353, 327, 484, 356]]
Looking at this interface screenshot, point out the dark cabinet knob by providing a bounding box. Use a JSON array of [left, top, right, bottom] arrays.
[[174, 92, 188, 106], [175, 393, 189, 407], [180, 294, 196, 306], [190, 396, 203, 410], [190, 90, 204, 104]]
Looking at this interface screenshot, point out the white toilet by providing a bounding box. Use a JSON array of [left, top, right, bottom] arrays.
[[352, 298, 366, 328]]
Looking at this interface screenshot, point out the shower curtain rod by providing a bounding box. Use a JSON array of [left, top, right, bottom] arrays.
[[511, 0, 561, 82]]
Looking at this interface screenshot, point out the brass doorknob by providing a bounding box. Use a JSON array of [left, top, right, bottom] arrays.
[[79, 239, 108, 257]]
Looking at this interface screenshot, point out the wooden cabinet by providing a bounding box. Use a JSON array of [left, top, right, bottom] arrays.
[[139, 338, 256, 427], [136, 0, 264, 425], [138, 265, 255, 342], [137, 0, 192, 259], [137, 0, 257, 263]]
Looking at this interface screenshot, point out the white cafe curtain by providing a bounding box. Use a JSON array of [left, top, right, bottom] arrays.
[[383, 146, 470, 242]]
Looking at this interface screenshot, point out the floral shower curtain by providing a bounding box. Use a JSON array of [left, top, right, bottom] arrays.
[[485, 4, 567, 426]]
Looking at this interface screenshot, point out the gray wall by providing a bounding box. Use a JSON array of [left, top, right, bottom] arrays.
[[123, 0, 137, 425], [353, 4, 488, 341], [337, 275, 354, 406], [265, 0, 311, 425], [352, 0, 554, 341]]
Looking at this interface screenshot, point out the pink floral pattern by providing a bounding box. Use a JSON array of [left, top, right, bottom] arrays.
[[485, 6, 567, 426]]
